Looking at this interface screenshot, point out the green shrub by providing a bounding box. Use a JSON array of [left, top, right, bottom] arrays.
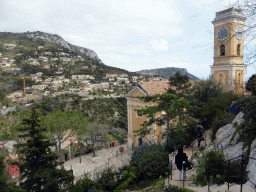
[[92, 164, 130, 191], [236, 96, 256, 153], [130, 141, 169, 181], [200, 91, 239, 132], [69, 178, 93, 192], [194, 148, 226, 186]]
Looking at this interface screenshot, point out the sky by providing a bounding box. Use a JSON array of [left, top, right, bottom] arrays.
[[0, 0, 255, 81]]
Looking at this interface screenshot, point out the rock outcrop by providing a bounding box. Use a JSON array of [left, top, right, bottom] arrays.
[[23, 31, 102, 62], [215, 112, 246, 161], [245, 139, 256, 188], [214, 112, 256, 188]]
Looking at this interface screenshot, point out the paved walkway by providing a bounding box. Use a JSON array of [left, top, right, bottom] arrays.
[[62, 143, 133, 182]]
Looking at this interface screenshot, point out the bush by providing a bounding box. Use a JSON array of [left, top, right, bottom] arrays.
[[246, 74, 256, 96], [69, 178, 93, 192], [236, 96, 256, 152], [91, 164, 130, 192], [129, 141, 169, 182], [194, 148, 226, 186]]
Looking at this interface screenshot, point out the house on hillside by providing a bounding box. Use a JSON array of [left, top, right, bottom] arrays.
[[1, 57, 8, 64], [126, 79, 198, 149], [4, 154, 20, 178]]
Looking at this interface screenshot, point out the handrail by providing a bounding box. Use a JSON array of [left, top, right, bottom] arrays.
[[242, 175, 256, 187], [244, 155, 256, 161]]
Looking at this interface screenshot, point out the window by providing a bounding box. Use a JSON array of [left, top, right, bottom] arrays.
[[136, 106, 143, 117], [138, 138, 142, 145], [238, 73, 241, 85], [218, 73, 225, 86], [137, 110, 143, 117], [237, 44, 241, 56], [220, 45, 225, 56]]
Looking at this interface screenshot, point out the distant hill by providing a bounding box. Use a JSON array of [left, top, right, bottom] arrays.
[[0, 31, 140, 76], [136, 67, 200, 80]]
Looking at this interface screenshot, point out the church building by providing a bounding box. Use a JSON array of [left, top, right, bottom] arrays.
[[211, 7, 247, 94]]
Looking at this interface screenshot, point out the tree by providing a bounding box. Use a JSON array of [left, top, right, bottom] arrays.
[[167, 71, 191, 98], [190, 75, 223, 104], [14, 107, 74, 192], [246, 74, 256, 95], [134, 93, 192, 152], [40, 110, 89, 165], [231, 1, 256, 69], [186, 76, 224, 129], [134, 72, 194, 151], [83, 122, 110, 156]]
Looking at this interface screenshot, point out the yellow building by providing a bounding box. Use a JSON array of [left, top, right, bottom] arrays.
[[126, 80, 170, 148], [210, 7, 247, 94]]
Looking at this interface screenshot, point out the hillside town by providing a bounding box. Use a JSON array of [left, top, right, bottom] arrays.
[[0, 44, 156, 105]]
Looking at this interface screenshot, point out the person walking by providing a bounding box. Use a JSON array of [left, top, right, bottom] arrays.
[[116, 150, 118, 158], [196, 124, 204, 149], [175, 148, 188, 182], [230, 101, 239, 115], [112, 141, 115, 147]]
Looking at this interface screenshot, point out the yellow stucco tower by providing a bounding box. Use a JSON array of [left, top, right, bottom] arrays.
[[211, 7, 247, 94]]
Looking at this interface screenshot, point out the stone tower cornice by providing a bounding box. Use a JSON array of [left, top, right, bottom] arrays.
[[212, 7, 246, 25]]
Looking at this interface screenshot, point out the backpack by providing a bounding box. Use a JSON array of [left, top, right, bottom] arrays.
[[184, 160, 192, 170]]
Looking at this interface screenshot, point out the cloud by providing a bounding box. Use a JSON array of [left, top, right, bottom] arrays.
[[149, 39, 169, 52]]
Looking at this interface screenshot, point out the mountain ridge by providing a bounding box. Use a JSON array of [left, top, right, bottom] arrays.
[[136, 67, 200, 80], [23, 31, 102, 63]]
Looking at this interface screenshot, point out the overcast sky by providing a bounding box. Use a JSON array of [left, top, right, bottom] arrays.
[[1, 0, 254, 80]]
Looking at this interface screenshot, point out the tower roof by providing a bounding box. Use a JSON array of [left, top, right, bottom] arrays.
[[212, 7, 246, 24]]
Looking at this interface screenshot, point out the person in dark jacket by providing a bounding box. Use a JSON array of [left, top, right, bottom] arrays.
[[230, 101, 239, 115], [196, 124, 204, 149], [175, 148, 188, 181]]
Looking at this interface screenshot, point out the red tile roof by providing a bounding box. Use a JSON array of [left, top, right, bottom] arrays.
[[138, 80, 170, 95], [138, 80, 201, 96]]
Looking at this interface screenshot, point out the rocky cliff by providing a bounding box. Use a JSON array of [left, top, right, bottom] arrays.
[[214, 112, 256, 188], [23, 31, 102, 63]]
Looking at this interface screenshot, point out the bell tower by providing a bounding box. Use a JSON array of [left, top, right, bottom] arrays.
[[210, 7, 247, 94]]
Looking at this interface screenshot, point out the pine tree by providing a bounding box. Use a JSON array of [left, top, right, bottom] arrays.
[[14, 107, 74, 192], [167, 71, 191, 98]]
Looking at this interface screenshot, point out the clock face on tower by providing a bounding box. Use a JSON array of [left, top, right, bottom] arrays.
[[217, 27, 229, 41], [236, 27, 243, 39]]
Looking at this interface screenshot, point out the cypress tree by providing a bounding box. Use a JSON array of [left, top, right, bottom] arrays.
[[14, 107, 74, 192]]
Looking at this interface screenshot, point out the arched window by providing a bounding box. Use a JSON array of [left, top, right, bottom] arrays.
[[220, 45, 225, 56], [218, 73, 225, 86], [237, 44, 241, 56], [238, 72, 241, 85], [136, 106, 143, 117]]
